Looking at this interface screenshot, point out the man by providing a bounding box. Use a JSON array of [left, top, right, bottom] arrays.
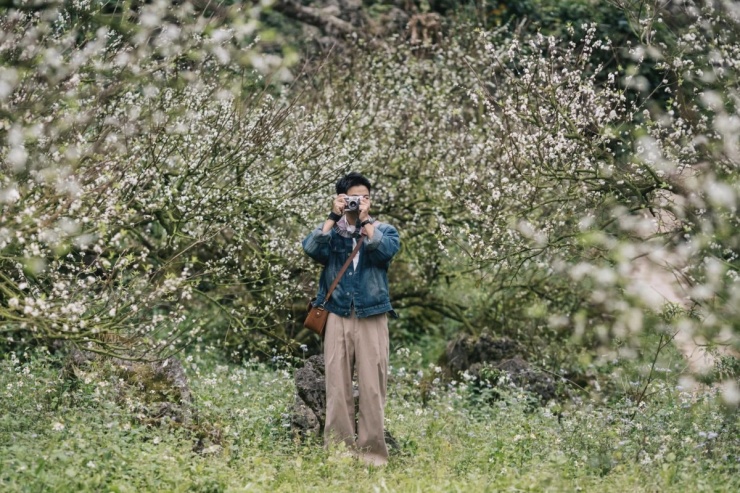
[[302, 172, 401, 466]]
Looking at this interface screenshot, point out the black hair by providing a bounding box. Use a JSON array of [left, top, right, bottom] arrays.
[[335, 171, 372, 195]]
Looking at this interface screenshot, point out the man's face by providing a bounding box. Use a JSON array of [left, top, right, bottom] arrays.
[[345, 185, 370, 200]]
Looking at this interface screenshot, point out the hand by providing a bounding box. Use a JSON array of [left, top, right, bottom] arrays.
[[332, 195, 347, 216], [358, 196, 371, 221]]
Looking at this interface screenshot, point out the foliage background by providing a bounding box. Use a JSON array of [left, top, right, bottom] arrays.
[[0, 0, 739, 490]]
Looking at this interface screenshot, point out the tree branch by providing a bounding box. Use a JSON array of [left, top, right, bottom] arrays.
[[271, 0, 361, 39]]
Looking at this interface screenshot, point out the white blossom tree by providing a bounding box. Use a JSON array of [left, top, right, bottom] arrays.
[[1, 0, 737, 394]]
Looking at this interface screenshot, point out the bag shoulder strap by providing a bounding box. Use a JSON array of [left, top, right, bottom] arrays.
[[323, 235, 364, 305]]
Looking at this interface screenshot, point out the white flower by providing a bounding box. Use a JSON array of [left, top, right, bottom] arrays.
[[0, 187, 20, 203], [52, 422, 65, 432], [8, 298, 19, 309], [202, 445, 221, 455], [720, 380, 740, 406]]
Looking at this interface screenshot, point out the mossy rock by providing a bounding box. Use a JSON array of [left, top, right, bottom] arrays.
[[62, 345, 220, 453], [441, 333, 562, 404]]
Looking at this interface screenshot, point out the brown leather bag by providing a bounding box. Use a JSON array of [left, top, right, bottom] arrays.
[[304, 235, 364, 336]]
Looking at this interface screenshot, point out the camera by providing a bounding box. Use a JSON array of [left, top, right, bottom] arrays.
[[344, 195, 363, 212]]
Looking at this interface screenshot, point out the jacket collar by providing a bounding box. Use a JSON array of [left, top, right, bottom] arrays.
[[334, 215, 375, 238]]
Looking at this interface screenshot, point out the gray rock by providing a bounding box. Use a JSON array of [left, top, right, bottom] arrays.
[[292, 354, 327, 436], [63, 345, 224, 454], [292, 397, 321, 438], [65, 347, 193, 425], [496, 357, 557, 403], [444, 333, 523, 375], [443, 333, 557, 404]]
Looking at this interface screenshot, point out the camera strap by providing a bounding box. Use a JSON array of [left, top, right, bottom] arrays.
[[322, 234, 364, 307]]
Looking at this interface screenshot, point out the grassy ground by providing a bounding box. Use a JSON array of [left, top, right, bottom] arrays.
[[0, 344, 738, 493]]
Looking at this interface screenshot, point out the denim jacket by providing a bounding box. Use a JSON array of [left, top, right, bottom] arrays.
[[302, 221, 400, 319]]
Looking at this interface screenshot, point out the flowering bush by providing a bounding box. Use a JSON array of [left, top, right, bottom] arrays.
[[1, 1, 737, 396], [291, 2, 738, 387], [454, 2, 740, 374], [0, 1, 330, 357]]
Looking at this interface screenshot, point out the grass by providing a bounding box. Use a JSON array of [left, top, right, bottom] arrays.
[[0, 343, 738, 492]]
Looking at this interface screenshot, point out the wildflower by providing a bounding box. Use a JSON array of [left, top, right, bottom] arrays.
[[52, 422, 65, 432], [202, 445, 221, 455]]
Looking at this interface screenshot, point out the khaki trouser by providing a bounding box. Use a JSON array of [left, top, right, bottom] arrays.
[[324, 310, 389, 466]]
